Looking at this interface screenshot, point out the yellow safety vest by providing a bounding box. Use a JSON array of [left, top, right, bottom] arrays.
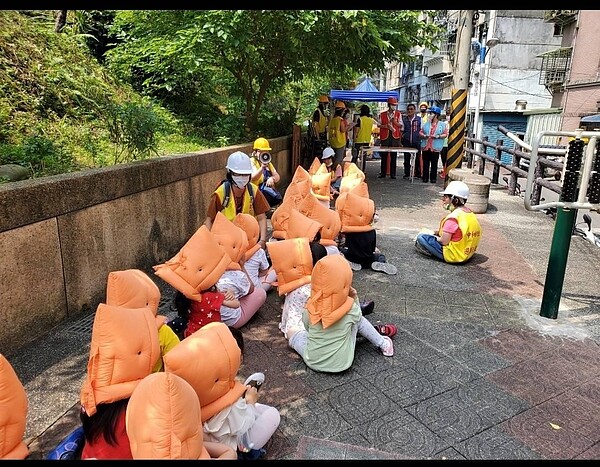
[[328, 116, 346, 149], [439, 208, 481, 263], [250, 157, 276, 185], [355, 116, 375, 144], [214, 181, 256, 221], [315, 108, 328, 134]]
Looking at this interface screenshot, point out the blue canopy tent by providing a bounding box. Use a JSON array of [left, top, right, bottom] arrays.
[[330, 79, 399, 102]]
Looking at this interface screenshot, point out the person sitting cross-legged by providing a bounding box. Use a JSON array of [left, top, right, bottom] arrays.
[[414, 180, 482, 264]]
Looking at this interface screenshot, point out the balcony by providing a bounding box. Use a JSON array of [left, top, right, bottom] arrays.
[[424, 56, 452, 78], [544, 10, 578, 26], [537, 47, 572, 88]]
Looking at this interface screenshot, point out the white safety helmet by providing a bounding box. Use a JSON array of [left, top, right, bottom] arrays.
[[439, 180, 469, 200], [226, 151, 253, 174], [322, 147, 335, 160]]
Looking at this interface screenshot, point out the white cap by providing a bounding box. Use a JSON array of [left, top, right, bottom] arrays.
[[322, 147, 335, 160]]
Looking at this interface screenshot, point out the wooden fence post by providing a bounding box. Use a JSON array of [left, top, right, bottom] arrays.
[[492, 139, 502, 184], [466, 133, 474, 168], [478, 136, 488, 176], [532, 154, 544, 205]]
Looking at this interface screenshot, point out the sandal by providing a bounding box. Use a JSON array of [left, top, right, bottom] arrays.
[[374, 323, 397, 338]]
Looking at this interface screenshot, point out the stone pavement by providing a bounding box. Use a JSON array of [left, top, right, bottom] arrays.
[[9, 160, 600, 460]]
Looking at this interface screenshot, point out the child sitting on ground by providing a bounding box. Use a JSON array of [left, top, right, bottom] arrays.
[[267, 237, 327, 340], [80, 304, 160, 459], [287, 254, 397, 373], [210, 212, 267, 328], [233, 213, 276, 292], [163, 322, 280, 460], [336, 191, 397, 275]]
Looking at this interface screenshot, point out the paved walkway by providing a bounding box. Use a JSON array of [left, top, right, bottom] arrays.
[[11, 160, 600, 460]]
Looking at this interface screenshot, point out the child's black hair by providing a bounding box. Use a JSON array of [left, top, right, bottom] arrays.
[[173, 291, 190, 319], [309, 241, 328, 266], [228, 326, 244, 356]]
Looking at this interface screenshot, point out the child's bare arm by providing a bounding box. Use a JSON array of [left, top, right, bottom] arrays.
[[223, 298, 241, 308]]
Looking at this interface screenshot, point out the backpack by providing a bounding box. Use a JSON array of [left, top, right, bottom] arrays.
[[221, 179, 255, 208]]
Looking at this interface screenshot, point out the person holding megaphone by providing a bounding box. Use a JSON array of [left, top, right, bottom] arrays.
[[250, 137, 282, 208]]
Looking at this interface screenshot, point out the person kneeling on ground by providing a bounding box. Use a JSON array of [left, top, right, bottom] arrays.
[[288, 254, 396, 374], [336, 191, 397, 275], [414, 180, 482, 264]]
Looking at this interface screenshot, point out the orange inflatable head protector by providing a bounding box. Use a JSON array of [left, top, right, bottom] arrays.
[[336, 191, 375, 233], [0, 354, 29, 459], [233, 213, 261, 261], [126, 372, 211, 459], [153, 225, 230, 302], [106, 268, 166, 329], [306, 254, 354, 329], [297, 191, 341, 247], [80, 303, 160, 417], [266, 237, 313, 295], [210, 211, 249, 270], [163, 322, 246, 422]]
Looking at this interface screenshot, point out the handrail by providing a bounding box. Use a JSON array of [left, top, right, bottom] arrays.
[[468, 126, 600, 213], [464, 129, 564, 204]]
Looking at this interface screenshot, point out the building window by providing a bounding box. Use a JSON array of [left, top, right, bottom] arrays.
[[553, 24, 563, 36]]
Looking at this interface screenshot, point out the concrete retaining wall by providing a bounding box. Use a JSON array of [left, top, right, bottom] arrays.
[[0, 136, 293, 356]]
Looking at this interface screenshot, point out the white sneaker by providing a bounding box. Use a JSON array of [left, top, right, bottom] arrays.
[[347, 260, 362, 271], [244, 372, 265, 390], [371, 261, 397, 275], [380, 336, 394, 357]]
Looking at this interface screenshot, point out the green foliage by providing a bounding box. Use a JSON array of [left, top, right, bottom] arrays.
[[104, 100, 170, 164], [66, 10, 118, 63], [0, 10, 444, 181], [0, 134, 75, 177], [106, 10, 443, 136], [0, 10, 208, 179]]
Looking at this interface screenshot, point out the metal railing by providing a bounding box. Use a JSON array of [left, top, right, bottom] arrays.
[[464, 125, 566, 206]]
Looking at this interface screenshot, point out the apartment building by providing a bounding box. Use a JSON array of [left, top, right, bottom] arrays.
[[375, 10, 562, 149], [540, 10, 600, 137]]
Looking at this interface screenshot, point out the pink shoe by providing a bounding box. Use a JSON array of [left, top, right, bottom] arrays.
[[380, 336, 394, 357]]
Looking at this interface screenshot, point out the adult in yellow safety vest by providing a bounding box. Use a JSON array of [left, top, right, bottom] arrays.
[[414, 181, 482, 263], [352, 104, 376, 165], [250, 137, 282, 208], [328, 101, 351, 169], [204, 151, 271, 250], [312, 94, 330, 142]]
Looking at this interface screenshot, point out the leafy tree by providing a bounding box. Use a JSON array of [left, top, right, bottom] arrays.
[[106, 10, 442, 136]]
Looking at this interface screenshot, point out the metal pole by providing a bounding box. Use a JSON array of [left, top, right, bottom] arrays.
[[538, 137, 585, 319], [473, 72, 483, 153], [539, 207, 577, 319]]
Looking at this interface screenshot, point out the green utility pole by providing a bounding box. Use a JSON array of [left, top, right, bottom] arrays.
[[539, 138, 584, 319], [539, 208, 577, 319]]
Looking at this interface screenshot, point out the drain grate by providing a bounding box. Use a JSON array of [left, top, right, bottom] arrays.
[[62, 312, 95, 337], [60, 290, 178, 338]]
